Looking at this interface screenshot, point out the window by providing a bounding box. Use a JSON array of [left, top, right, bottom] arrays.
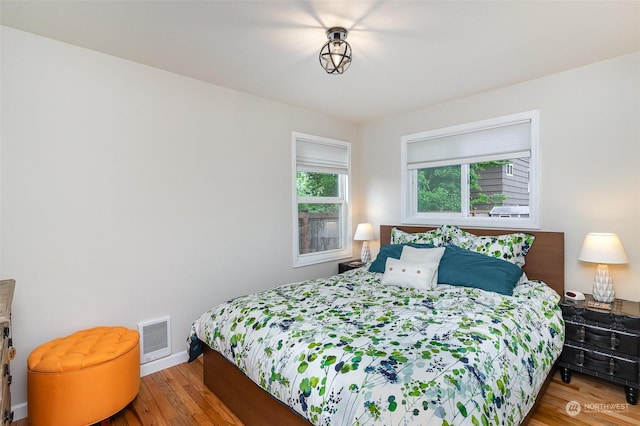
[[292, 132, 351, 267], [401, 110, 539, 228], [505, 163, 514, 176]]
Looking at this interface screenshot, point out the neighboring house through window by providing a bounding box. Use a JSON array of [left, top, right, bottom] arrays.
[[401, 110, 539, 228], [292, 132, 351, 267]]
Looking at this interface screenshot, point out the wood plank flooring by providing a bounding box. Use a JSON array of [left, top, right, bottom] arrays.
[[12, 359, 640, 425]]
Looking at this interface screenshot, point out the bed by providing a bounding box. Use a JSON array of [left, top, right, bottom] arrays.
[[188, 225, 565, 425]]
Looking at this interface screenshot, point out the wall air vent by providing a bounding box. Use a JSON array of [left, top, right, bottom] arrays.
[[138, 316, 171, 364]]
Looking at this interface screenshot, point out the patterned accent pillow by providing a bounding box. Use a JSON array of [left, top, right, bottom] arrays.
[[435, 225, 467, 241], [448, 228, 535, 267], [390, 227, 448, 246]]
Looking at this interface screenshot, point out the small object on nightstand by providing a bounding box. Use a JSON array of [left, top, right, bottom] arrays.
[[339, 260, 364, 273], [558, 293, 640, 405], [586, 299, 612, 310], [564, 290, 585, 301]]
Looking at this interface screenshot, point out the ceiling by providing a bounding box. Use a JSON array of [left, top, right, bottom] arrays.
[[2, 1, 639, 123]]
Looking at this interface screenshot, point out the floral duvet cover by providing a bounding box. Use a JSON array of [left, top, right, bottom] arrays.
[[188, 267, 564, 426]]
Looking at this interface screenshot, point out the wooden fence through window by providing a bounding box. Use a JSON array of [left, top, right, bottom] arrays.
[[298, 212, 340, 254]]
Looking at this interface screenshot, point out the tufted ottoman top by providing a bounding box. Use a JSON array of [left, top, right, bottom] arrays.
[[28, 326, 140, 373]]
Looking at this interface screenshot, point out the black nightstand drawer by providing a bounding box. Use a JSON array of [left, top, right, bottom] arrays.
[[565, 321, 640, 356], [561, 302, 640, 332], [560, 343, 639, 383]]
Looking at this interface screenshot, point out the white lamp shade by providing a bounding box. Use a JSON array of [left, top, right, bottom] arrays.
[[353, 223, 375, 241], [578, 233, 629, 264]]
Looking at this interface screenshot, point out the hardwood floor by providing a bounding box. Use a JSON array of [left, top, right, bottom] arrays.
[[12, 359, 640, 425]]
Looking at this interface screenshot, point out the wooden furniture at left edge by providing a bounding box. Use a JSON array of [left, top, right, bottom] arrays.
[[0, 280, 15, 425], [201, 225, 565, 425]]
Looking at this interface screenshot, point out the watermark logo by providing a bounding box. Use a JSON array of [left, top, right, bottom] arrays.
[[565, 400, 581, 417], [565, 400, 630, 416], [583, 402, 630, 412]]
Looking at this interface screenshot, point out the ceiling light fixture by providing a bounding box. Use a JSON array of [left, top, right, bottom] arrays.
[[319, 27, 352, 75]]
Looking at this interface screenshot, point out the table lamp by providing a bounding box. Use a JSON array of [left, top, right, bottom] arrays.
[[578, 233, 629, 303], [354, 223, 375, 263]]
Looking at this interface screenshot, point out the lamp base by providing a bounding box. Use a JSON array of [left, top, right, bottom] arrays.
[[592, 264, 615, 303], [361, 242, 371, 263]]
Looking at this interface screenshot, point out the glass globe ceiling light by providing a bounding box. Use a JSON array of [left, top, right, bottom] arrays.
[[319, 27, 352, 74]]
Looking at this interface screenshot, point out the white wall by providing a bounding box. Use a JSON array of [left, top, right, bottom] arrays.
[[0, 26, 357, 409], [358, 51, 640, 302]]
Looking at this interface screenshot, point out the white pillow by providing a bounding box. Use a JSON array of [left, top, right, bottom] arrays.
[[400, 246, 446, 264], [381, 258, 439, 290]]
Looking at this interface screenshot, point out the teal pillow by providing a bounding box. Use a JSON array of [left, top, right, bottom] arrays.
[[369, 243, 435, 273], [438, 245, 523, 296]]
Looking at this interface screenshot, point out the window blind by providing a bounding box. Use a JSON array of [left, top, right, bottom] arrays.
[[296, 138, 349, 175], [406, 120, 531, 169]]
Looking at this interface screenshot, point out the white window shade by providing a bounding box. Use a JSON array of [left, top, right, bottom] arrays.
[[406, 120, 531, 169], [296, 137, 350, 174]]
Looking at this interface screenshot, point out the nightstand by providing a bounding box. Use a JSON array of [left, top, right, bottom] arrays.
[[338, 259, 364, 273], [558, 294, 640, 405]]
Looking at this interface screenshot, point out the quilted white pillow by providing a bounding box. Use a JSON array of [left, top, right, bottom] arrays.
[[381, 258, 439, 290], [400, 246, 446, 264]]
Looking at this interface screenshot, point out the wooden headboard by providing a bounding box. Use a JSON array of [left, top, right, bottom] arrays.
[[380, 225, 565, 296]]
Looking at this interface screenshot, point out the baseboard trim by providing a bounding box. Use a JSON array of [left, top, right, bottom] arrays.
[[140, 350, 189, 377], [12, 350, 189, 420], [11, 402, 27, 421]]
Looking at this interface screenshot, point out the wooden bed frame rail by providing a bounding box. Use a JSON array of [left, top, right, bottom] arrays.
[[203, 346, 309, 425]]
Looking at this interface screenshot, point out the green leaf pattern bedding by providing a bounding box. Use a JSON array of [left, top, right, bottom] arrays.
[[189, 267, 564, 425]]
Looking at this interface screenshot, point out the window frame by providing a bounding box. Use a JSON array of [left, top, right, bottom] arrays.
[[505, 163, 514, 177], [400, 110, 540, 229], [292, 132, 352, 267]]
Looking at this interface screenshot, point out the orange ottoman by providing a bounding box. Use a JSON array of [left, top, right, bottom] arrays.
[[27, 326, 140, 426]]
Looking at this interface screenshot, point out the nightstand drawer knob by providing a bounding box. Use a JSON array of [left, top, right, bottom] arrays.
[[577, 326, 585, 342], [610, 333, 619, 350], [575, 350, 585, 366]]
